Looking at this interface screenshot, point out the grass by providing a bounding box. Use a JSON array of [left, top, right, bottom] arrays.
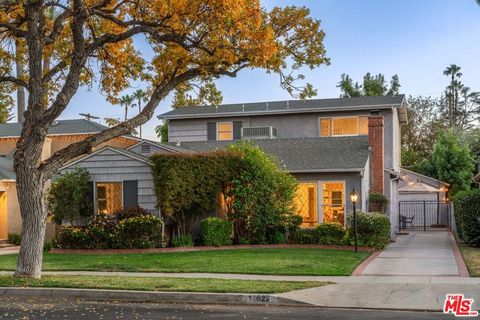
[[457, 241, 480, 277], [0, 275, 328, 293], [0, 248, 369, 276]]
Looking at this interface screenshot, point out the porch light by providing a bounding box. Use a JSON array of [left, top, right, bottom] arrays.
[[350, 188, 358, 254]]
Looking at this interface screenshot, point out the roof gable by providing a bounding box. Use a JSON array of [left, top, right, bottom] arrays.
[[60, 146, 152, 171]]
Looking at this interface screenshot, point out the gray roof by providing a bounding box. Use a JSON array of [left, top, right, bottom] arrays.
[[0, 157, 15, 180], [0, 119, 112, 138], [170, 136, 369, 172], [160, 95, 405, 120]]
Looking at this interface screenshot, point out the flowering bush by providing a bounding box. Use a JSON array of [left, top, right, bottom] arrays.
[[53, 207, 164, 249]]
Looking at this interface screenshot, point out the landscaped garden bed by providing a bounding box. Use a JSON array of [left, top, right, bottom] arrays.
[[0, 275, 328, 293], [453, 189, 480, 277], [0, 248, 370, 276]]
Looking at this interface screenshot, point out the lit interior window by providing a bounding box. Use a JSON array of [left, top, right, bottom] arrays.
[[217, 122, 233, 141], [96, 182, 123, 214]]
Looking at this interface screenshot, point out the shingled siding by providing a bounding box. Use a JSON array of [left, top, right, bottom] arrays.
[[61, 148, 157, 213]]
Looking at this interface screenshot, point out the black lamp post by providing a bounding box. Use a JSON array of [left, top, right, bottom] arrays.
[[350, 188, 358, 254]]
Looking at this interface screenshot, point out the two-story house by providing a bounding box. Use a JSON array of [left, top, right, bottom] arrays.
[[159, 95, 408, 237]]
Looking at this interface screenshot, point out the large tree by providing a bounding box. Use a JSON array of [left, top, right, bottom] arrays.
[[431, 130, 475, 195], [0, 0, 328, 278]]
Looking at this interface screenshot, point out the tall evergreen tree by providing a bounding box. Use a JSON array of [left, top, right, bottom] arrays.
[[337, 73, 400, 97]]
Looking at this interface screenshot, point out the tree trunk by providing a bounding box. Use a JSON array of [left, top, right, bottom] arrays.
[[15, 40, 25, 124], [14, 163, 47, 278]]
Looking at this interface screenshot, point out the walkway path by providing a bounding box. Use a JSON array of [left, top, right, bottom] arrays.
[[360, 231, 461, 276], [0, 246, 19, 256]]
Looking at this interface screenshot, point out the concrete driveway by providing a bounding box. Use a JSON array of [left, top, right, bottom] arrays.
[[360, 232, 460, 276]]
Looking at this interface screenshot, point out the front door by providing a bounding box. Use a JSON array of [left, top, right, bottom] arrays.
[[321, 182, 345, 225], [0, 191, 7, 239]]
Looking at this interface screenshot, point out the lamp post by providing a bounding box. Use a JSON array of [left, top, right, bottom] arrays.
[[350, 188, 358, 254]]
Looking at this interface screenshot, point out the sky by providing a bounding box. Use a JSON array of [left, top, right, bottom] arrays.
[[33, 0, 480, 140]]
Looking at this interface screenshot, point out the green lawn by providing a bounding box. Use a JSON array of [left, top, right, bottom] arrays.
[[0, 275, 327, 293], [0, 248, 369, 276], [457, 241, 480, 277]]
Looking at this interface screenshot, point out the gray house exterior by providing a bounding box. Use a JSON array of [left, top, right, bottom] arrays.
[[160, 95, 408, 236]]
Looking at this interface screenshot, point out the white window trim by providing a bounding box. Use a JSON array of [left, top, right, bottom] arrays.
[[318, 116, 369, 137], [216, 121, 234, 141], [94, 181, 124, 215]]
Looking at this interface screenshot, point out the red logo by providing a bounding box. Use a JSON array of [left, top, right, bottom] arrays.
[[443, 294, 478, 317]]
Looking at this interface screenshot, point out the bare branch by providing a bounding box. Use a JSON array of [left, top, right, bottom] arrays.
[[39, 68, 202, 177]]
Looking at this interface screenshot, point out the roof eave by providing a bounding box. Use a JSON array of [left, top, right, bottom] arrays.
[[159, 103, 404, 120], [288, 168, 365, 173]]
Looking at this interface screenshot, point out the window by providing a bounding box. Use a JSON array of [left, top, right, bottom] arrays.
[[319, 116, 369, 137], [322, 182, 345, 225], [294, 182, 318, 227], [217, 122, 233, 141], [96, 182, 123, 214]]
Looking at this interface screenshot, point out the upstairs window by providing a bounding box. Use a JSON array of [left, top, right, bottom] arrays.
[[217, 122, 233, 141], [319, 116, 369, 137]]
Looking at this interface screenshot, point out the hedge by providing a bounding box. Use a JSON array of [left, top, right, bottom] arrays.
[[454, 190, 480, 246], [201, 217, 232, 246]]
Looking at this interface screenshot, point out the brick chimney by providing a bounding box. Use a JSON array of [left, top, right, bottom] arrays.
[[368, 112, 384, 195]]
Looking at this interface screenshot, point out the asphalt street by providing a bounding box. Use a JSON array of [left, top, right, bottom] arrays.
[[0, 297, 458, 320]]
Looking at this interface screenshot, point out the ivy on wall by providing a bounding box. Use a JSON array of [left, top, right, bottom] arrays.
[[151, 142, 300, 243], [151, 150, 243, 235]]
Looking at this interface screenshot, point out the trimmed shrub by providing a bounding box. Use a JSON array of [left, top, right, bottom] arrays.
[[172, 234, 193, 247], [346, 212, 390, 249], [292, 228, 318, 244], [54, 227, 91, 249], [369, 192, 388, 212], [7, 233, 21, 246], [200, 217, 232, 246], [117, 215, 164, 249], [316, 223, 345, 245], [454, 190, 480, 246]]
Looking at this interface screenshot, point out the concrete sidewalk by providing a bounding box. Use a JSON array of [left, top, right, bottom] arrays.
[[1, 270, 479, 284]]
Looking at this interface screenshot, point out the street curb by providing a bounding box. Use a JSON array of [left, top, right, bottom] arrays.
[[0, 287, 312, 307]]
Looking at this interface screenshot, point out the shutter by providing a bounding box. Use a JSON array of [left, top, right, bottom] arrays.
[[123, 180, 138, 208], [80, 181, 94, 216], [233, 121, 242, 140], [207, 122, 217, 140]]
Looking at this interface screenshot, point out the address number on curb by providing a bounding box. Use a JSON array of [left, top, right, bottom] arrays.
[[242, 295, 278, 304]]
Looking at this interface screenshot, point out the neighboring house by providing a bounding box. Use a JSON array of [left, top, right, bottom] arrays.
[[159, 95, 408, 237], [0, 119, 140, 240]]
